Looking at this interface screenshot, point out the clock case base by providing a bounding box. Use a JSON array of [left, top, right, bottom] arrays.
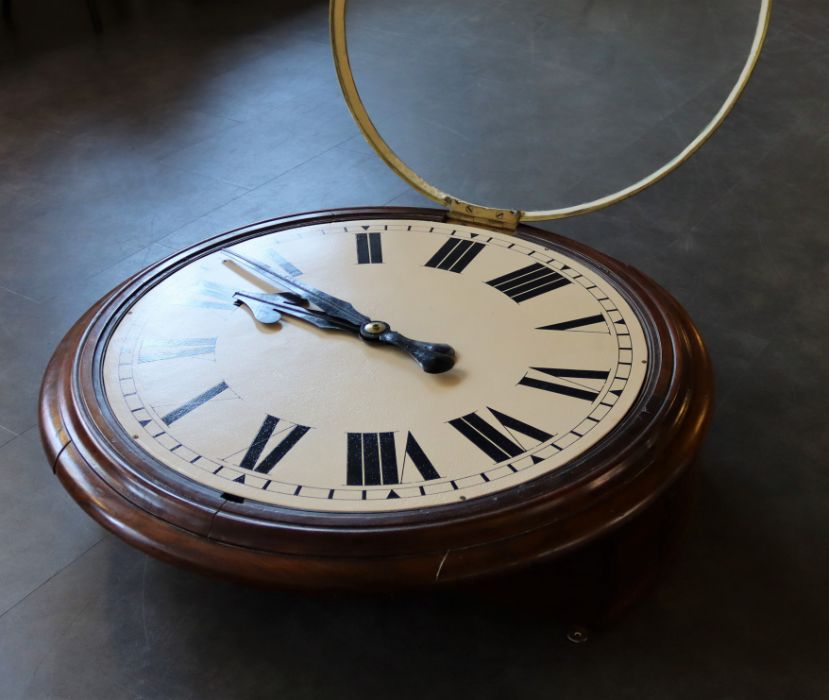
[[466, 461, 697, 626], [40, 207, 713, 607]]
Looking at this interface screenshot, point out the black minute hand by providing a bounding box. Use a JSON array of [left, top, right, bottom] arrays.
[[224, 249, 456, 374], [224, 249, 369, 326]]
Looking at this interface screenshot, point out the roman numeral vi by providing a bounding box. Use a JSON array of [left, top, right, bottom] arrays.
[[346, 432, 440, 486]]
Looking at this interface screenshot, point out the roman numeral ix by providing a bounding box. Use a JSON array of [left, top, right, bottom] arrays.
[[138, 337, 217, 363], [347, 432, 440, 486], [487, 262, 570, 302]]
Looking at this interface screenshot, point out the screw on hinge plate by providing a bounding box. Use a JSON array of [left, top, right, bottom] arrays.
[[445, 198, 521, 233]]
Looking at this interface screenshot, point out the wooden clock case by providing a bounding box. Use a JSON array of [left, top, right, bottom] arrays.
[[37, 0, 773, 625], [40, 205, 712, 621]]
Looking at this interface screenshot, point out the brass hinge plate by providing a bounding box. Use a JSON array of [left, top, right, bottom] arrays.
[[444, 198, 522, 233]]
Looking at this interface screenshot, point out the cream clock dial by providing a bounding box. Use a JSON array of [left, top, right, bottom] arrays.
[[102, 219, 647, 513]]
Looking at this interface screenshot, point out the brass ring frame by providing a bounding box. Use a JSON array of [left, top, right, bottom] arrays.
[[330, 0, 772, 223]]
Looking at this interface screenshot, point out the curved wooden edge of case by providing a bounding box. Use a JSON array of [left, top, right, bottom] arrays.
[[39, 207, 713, 591]]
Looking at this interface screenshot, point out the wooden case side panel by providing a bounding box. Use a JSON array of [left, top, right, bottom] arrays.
[[41, 284, 225, 539], [52, 437, 701, 592], [54, 441, 457, 589], [39, 301, 107, 470], [40, 345, 74, 470]]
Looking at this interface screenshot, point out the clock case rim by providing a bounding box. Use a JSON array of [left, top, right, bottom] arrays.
[[40, 206, 712, 586]]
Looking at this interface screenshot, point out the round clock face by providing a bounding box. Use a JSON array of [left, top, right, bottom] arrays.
[[102, 219, 648, 513]]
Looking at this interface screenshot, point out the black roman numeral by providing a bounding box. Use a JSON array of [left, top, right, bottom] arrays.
[[161, 381, 230, 426], [346, 432, 440, 486], [267, 249, 302, 277], [239, 415, 310, 474], [138, 337, 217, 363], [400, 432, 440, 482], [425, 238, 485, 273], [519, 367, 610, 402], [487, 262, 570, 302], [537, 314, 609, 333], [355, 232, 383, 264], [449, 408, 552, 463]]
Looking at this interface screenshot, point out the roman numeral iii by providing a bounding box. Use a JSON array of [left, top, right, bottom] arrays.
[[537, 314, 609, 333], [355, 232, 383, 264], [449, 408, 552, 463], [239, 415, 311, 474], [425, 238, 485, 273], [487, 262, 570, 302], [519, 367, 610, 402], [347, 432, 440, 486]]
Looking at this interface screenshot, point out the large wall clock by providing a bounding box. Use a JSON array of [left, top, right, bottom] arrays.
[[40, 0, 771, 622]]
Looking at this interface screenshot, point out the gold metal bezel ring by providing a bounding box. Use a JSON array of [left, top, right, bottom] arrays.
[[330, 0, 772, 225]]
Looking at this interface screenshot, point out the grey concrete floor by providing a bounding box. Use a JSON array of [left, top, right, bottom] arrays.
[[1, 1, 828, 698]]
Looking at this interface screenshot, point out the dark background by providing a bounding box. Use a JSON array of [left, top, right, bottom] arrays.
[[0, 1, 827, 698]]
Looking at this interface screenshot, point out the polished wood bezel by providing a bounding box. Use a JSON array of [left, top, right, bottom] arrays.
[[40, 207, 713, 589]]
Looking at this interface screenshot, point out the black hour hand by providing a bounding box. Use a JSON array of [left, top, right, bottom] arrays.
[[360, 322, 456, 374], [226, 250, 456, 373]]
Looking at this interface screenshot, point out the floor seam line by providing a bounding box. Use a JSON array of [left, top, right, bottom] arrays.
[[0, 535, 106, 620]]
